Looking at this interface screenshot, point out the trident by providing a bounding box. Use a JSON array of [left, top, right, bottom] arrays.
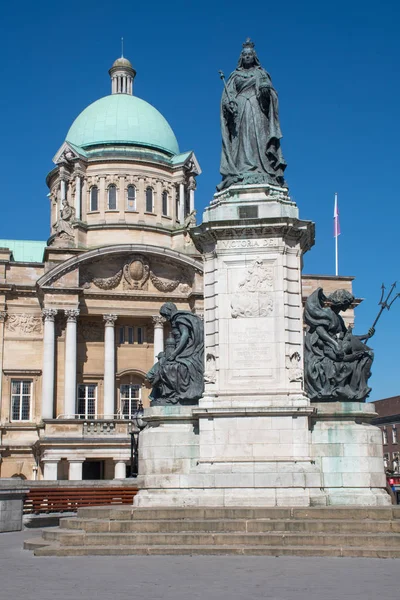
[[370, 282, 400, 331]]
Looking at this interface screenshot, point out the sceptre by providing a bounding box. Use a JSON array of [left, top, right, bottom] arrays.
[[218, 71, 237, 115]]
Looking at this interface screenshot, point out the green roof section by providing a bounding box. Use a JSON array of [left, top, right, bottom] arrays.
[[66, 94, 179, 155], [171, 151, 192, 165], [0, 240, 46, 263]]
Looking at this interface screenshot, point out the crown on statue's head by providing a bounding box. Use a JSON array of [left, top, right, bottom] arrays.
[[242, 38, 255, 50]]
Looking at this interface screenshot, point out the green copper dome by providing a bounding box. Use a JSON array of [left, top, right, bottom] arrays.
[[66, 94, 179, 155]]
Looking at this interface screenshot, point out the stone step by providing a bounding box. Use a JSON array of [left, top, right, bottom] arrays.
[[59, 517, 400, 535], [77, 505, 400, 521], [32, 543, 400, 559], [44, 530, 400, 548], [23, 538, 52, 551]]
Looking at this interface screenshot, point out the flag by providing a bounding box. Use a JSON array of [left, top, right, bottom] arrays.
[[334, 193, 340, 238]]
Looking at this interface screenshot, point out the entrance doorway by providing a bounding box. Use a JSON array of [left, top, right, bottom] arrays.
[[82, 460, 104, 480]]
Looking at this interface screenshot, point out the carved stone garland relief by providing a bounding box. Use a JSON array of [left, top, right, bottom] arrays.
[[231, 260, 274, 318], [80, 254, 193, 294]]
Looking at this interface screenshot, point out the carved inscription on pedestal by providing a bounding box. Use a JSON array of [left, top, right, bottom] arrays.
[[228, 322, 274, 379]]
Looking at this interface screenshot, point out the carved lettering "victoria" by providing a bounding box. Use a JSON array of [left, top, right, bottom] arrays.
[[220, 239, 278, 249]]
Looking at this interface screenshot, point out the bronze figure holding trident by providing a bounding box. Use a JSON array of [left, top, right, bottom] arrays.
[[304, 284, 399, 402]]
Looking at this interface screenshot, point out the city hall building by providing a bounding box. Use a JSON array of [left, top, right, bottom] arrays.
[[0, 56, 355, 481]]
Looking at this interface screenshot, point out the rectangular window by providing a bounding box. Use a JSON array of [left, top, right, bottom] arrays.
[[11, 379, 32, 421], [392, 452, 400, 473], [145, 188, 153, 213], [128, 327, 134, 345], [137, 327, 143, 344], [119, 326, 125, 345], [383, 453, 389, 469], [383, 428, 388, 445], [108, 185, 117, 210], [90, 186, 98, 212], [393, 427, 398, 444], [162, 191, 168, 216], [120, 384, 141, 419], [127, 185, 136, 211], [77, 384, 97, 418]]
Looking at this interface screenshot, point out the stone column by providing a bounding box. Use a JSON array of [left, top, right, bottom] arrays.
[[152, 315, 165, 361], [103, 314, 117, 417], [189, 189, 195, 213], [179, 182, 185, 224], [75, 175, 81, 220], [64, 309, 80, 418], [114, 460, 127, 479], [60, 179, 67, 201], [0, 312, 7, 417], [41, 309, 58, 419], [43, 459, 59, 480], [68, 459, 84, 481]]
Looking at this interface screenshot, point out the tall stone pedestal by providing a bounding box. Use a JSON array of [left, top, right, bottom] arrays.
[[134, 183, 390, 507]]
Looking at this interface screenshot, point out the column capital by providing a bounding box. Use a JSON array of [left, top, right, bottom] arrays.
[[103, 314, 118, 326], [42, 308, 58, 322], [65, 309, 80, 322], [0, 311, 7, 323], [152, 315, 166, 327]]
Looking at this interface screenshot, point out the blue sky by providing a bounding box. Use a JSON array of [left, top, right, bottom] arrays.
[[1, 0, 399, 400]]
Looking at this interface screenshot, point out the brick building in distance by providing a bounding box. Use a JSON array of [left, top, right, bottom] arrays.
[[372, 396, 400, 503]]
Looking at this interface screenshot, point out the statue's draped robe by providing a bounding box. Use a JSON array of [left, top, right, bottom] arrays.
[[218, 66, 286, 191], [304, 289, 373, 402], [56, 205, 75, 237], [148, 311, 204, 404]]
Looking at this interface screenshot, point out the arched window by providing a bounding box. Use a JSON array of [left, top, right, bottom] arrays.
[[108, 184, 117, 210], [162, 191, 168, 216], [145, 187, 153, 213], [126, 185, 136, 211], [90, 186, 98, 212]]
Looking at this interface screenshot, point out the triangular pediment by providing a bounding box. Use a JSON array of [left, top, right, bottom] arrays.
[[172, 151, 201, 175], [52, 141, 87, 165]]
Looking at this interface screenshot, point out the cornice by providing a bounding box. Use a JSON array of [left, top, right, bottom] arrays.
[[190, 217, 315, 254]]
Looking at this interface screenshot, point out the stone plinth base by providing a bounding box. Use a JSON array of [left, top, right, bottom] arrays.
[[135, 405, 323, 508], [134, 402, 391, 508], [311, 402, 391, 506], [0, 479, 30, 532]]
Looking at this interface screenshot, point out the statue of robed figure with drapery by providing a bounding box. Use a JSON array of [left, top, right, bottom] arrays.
[[304, 288, 375, 402], [146, 303, 204, 405], [217, 39, 287, 191]]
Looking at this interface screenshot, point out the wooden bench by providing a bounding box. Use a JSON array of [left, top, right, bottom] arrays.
[[23, 486, 138, 514]]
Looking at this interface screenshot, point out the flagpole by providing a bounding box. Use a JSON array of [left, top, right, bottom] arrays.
[[334, 192, 339, 276]]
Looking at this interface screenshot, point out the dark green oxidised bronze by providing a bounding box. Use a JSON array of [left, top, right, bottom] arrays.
[[146, 303, 204, 406], [218, 39, 286, 191]]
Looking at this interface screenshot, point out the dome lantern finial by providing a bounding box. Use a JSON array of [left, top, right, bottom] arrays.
[[109, 53, 136, 95]]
